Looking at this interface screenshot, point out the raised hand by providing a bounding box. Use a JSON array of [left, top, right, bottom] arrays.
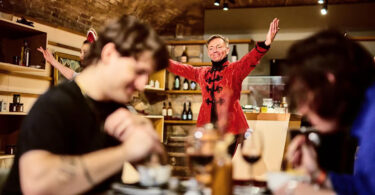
[[37, 47, 59, 67], [265, 18, 280, 46]]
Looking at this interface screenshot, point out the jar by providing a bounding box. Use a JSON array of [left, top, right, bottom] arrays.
[[16, 103, 24, 112], [5, 145, 16, 155], [13, 94, 21, 104], [9, 103, 17, 112]]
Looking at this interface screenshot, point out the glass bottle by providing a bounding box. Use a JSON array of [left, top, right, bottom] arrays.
[[231, 45, 238, 62], [181, 46, 188, 63], [174, 75, 181, 90], [183, 78, 189, 90], [162, 102, 167, 117], [167, 102, 173, 119], [187, 101, 193, 120], [181, 102, 187, 120]]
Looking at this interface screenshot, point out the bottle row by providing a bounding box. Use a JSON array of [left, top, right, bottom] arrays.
[[0, 94, 24, 112], [162, 101, 193, 120], [173, 76, 197, 90], [12, 40, 30, 67]]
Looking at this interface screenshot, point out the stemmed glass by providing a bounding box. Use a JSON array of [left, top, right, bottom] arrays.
[[241, 129, 264, 193], [186, 125, 218, 187]]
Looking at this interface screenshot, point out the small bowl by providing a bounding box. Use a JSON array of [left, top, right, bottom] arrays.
[[137, 165, 172, 187], [267, 171, 310, 192]]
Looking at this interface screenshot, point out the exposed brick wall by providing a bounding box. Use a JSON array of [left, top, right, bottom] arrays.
[[0, 0, 204, 36]]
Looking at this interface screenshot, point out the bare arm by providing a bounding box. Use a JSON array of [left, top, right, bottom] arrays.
[[37, 47, 76, 80], [19, 109, 162, 195]]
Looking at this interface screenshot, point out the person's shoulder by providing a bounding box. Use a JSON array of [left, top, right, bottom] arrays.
[[32, 81, 82, 111]]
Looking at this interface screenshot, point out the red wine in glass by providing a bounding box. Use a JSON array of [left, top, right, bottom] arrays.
[[188, 153, 214, 166], [242, 155, 261, 165]]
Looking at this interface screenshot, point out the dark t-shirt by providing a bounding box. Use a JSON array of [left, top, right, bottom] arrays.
[[3, 81, 124, 194]]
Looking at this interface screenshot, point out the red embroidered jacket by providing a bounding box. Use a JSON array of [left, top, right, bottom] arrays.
[[168, 42, 269, 134]]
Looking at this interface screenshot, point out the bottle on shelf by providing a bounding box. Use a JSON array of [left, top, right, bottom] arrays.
[[183, 78, 189, 90], [155, 80, 160, 88], [231, 45, 238, 62], [173, 75, 181, 90], [181, 102, 187, 120], [180, 45, 188, 63], [162, 102, 167, 117], [187, 101, 193, 120], [167, 102, 173, 119], [22, 40, 30, 67], [282, 96, 289, 113], [190, 81, 197, 90]]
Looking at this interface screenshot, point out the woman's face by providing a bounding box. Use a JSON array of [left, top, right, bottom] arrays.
[[80, 43, 91, 61], [297, 94, 338, 133]]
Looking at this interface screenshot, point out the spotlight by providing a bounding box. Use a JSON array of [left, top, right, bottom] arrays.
[[214, 0, 220, 6], [320, 4, 328, 15], [318, 0, 324, 4], [223, 2, 229, 11]]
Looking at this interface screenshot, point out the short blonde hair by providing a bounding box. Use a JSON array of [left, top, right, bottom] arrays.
[[206, 35, 229, 48]]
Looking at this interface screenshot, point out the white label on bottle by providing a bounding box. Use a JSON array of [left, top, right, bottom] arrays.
[[26, 52, 30, 66], [168, 109, 173, 116], [182, 115, 187, 120], [183, 83, 188, 90], [181, 56, 187, 63], [188, 114, 192, 120], [162, 109, 167, 116], [175, 80, 179, 89], [190, 82, 196, 90], [231, 56, 237, 62]]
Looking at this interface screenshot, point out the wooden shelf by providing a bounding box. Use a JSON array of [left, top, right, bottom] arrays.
[[350, 36, 375, 41], [168, 152, 187, 157], [0, 88, 45, 96], [0, 62, 44, 73], [165, 120, 197, 124], [166, 90, 251, 94], [143, 115, 164, 119], [165, 39, 252, 45], [144, 86, 165, 92], [0, 112, 27, 116], [0, 154, 15, 159]]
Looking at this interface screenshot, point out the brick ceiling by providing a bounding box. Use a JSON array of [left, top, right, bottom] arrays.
[[0, 0, 372, 36]]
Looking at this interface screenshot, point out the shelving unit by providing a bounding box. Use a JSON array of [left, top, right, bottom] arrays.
[[143, 115, 164, 142], [164, 120, 197, 125], [0, 18, 50, 157]]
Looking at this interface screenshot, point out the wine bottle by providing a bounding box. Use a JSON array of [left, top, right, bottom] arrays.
[[23, 40, 30, 67], [187, 101, 193, 120], [181, 102, 187, 120], [162, 102, 167, 117], [167, 102, 173, 119], [183, 78, 189, 90], [181, 46, 188, 63], [190, 81, 197, 90], [173, 75, 180, 90], [231, 45, 238, 62]]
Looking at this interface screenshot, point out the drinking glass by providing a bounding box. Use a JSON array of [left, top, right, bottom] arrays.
[[241, 129, 264, 193]]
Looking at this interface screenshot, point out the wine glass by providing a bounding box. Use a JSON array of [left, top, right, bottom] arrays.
[[186, 124, 218, 187], [241, 129, 264, 192]]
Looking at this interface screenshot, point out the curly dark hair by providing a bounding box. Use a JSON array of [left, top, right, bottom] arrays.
[[285, 29, 375, 129], [83, 15, 169, 71]]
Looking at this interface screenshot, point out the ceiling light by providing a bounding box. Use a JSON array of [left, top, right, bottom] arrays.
[[214, 0, 220, 6], [320, 5, 327, 15], [318, 0, 324, 4], [223, 2, 229, 11]]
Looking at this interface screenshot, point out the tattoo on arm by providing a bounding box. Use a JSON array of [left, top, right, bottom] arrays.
[[58, 156, 78, 182], [79, 156, 95, 185]]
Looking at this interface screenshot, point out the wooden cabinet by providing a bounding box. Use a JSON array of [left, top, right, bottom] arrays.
[[0, 18, 50, 159]]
